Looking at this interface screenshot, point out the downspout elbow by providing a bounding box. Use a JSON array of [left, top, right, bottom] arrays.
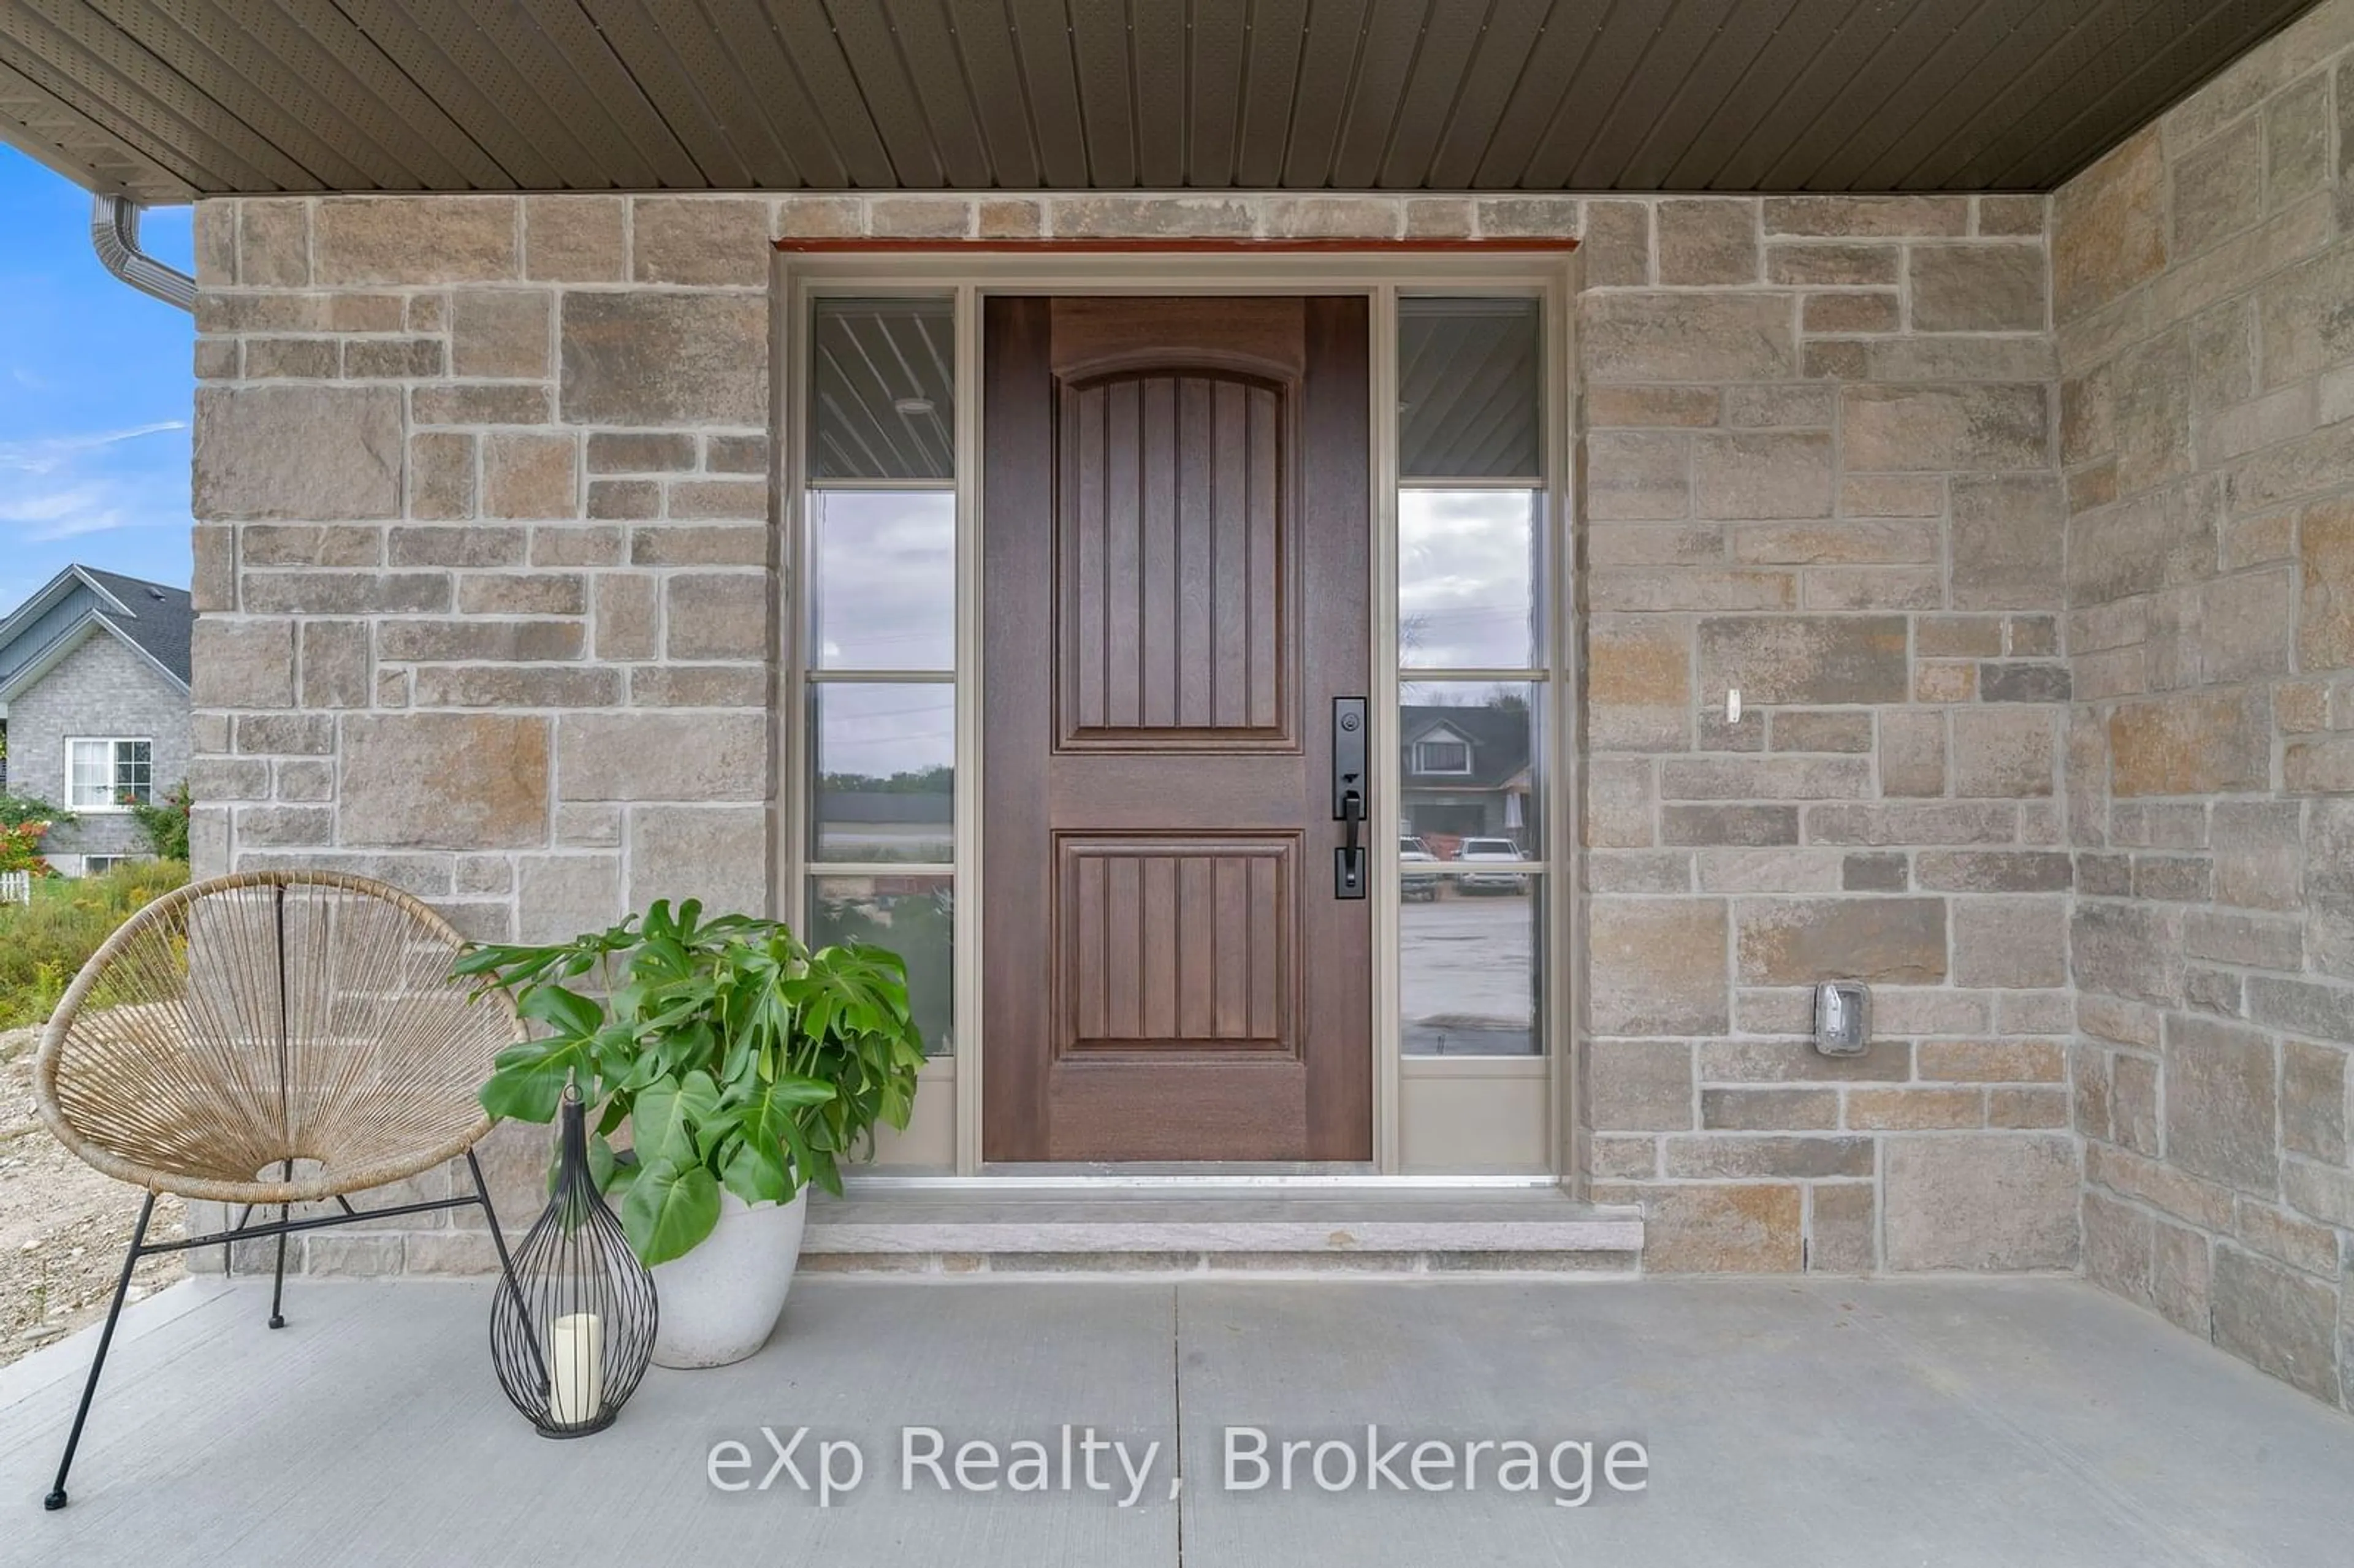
[[90, 194, 196, 313]]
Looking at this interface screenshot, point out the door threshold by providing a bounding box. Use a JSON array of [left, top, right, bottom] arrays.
[[805, 1184, 1642, 1276]]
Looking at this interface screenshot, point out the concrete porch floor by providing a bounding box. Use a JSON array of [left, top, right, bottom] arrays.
[[3, 1276, 2350, 1567]]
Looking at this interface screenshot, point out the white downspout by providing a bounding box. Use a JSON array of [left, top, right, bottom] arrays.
[[89, 194, 195, 313]]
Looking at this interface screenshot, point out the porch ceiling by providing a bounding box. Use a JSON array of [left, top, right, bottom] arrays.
[[0, 1, 2320, 205]]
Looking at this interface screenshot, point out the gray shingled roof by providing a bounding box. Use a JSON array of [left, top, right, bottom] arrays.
[[0, 565, 192, 699], [80, 568, 193, 688]]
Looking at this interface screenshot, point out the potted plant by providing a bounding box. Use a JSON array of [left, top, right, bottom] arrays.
[[454, 899, 925, 1368]]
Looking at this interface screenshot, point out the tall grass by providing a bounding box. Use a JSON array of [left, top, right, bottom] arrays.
[[0, 861, 189, 1034]]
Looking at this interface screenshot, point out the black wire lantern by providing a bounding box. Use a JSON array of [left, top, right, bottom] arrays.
[[489, 1084, 657, 1438]]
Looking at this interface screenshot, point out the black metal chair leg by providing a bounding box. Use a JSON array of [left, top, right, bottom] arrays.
[[45, 1191, 158, 1511], [467, 1152, 528, 1317], [467, 1149, 552, 1397], [268, 1159, 293, 1330]]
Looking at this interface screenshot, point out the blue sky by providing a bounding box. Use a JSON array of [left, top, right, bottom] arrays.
[[0, 146, 194, 618]]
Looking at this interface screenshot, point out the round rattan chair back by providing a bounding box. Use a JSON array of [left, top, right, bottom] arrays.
[[34, 871, 517, 1206]]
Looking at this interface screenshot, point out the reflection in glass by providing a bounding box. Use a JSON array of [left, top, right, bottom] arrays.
[[1398, 297, 1541, 479], [810, 490, 955, 670], [1399, 488, 1538, 669], [810, 683, 953, 863], [1400, 875, 1540, 1056], [809, 297, 955, 481], [810, 875, 953, 1055], [1396, 681, 1541, 859]]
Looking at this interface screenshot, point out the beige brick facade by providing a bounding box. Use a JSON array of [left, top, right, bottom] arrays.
[[2056, 0, 2354, 1414], [187, 188, 2084, 1293]]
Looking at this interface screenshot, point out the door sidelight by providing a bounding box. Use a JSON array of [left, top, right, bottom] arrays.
[[1333, 697, 1368, 899]]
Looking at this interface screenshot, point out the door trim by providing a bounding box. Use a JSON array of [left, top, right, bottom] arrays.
[[775, 247, 1582, 1184]]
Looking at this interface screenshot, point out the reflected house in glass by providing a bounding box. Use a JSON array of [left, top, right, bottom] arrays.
[[1398, 702, 1533, 853]]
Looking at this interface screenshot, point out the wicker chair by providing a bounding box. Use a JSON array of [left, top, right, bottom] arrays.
[[32, 871, 528, 1510]]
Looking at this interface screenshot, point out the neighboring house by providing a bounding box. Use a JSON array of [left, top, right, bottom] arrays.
[[0, 566, 191, 876], [1399, 703, 1531, 853]]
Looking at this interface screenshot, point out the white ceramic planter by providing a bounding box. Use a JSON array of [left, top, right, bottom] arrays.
[[649, 1188, 809, 1369]]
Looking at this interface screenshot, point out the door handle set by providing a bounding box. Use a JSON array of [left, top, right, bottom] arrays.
[[1333, 696, 1368, 900]]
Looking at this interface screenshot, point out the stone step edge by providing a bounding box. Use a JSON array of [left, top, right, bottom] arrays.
[[802, 1249, 1642, 1277], [804, 1214, 1644, 1256]]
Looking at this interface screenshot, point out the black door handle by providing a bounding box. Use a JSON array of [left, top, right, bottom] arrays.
[[1334, 697, 1367, 899]]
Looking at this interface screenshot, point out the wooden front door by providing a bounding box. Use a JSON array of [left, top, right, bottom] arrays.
[[982, 295, 1373, 1162]]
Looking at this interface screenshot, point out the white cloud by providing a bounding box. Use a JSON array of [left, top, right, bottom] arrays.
[[1398, 488, 1540, 669], [0, 421, 187, 542], [0, 421, 185, 474]]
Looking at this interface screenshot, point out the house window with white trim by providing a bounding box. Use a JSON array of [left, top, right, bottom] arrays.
[[1412, 736, 1472, 775], [67, 738, 152, 811]]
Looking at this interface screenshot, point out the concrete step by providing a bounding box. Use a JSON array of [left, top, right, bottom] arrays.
[[801, 1185, 1643, 1277]]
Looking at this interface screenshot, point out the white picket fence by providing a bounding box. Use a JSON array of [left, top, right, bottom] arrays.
[[0, 870, 31, 906]]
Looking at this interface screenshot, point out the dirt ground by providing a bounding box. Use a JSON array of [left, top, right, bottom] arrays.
[[0, 1026, 185, 1370]]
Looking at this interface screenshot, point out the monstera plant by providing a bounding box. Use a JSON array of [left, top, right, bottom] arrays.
[[454, 900, 924, 1269]]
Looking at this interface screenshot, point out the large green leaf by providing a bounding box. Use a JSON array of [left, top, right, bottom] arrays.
[[621, 1159, 721, 1265], [519, 983, 605, 1040], [479, 1040, 582, 1124], [721, 1136, 791, 1206], [586, 1131, 619, 1191], [740, 1073, 834, 1149], [629, 1070, 721, 1170]]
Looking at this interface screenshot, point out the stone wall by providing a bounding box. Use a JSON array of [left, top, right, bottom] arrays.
[[1571, 194, 2078, 1274], [5, 631, 190, 864], [187, 187, 2073, 1279], [2055, 0, 2354, 1412], [188, 192, 777, 957], [187, 192, 777, 1270]]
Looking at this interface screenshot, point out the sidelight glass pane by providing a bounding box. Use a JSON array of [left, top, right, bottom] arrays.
[[809, 489, 956, 670], [810, 682, 953, 863], [810, 874, 953, 1055], [1396, 680, 1542, 859], [1400, 874, 1541, 1056], [1399, 487, 1539, 669], [1398, 296, 1541, 479], [808, 297, 956, 481]]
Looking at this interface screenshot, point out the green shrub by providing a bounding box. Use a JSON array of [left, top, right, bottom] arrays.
[[0, 820, 55, 878], [0, 790, 75, 829], [0, 791, 75, 878], [0, 859, 189, 1032], [126, 782, 192, 862]]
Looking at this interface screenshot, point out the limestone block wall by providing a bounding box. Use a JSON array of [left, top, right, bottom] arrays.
[[186, 193, 777, 1270], [1570, 194, 2076, 1274], [2055, 0, 2354, 1413], [186, 188, 2070, 1279]]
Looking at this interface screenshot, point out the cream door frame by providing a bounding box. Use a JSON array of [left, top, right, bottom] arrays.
[[774, 247, 1583, 1186]]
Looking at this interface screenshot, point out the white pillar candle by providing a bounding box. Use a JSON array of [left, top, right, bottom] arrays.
[[550, 1312, 604, 1426]]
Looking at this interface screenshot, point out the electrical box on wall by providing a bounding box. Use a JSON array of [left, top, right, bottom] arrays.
[[1815, 982, 1871, 1057]]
